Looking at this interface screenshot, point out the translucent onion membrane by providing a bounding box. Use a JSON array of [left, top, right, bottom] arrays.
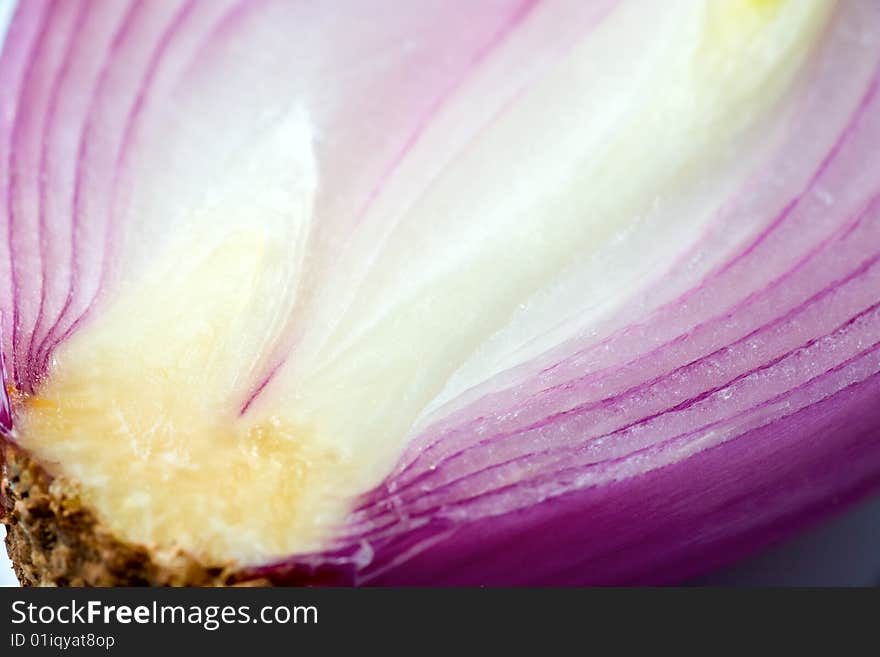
[[1, 0, 879, 585]]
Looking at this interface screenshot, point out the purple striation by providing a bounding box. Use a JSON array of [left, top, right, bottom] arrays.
[[0, 314, 11, 433]]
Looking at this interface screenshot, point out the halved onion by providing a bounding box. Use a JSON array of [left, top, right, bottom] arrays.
[[1, 0, 880, 585]]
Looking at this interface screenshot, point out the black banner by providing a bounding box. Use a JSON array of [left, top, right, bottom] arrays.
[[0, 587, 876, 655]]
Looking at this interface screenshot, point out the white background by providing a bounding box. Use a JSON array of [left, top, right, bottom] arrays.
[[0, 0, 877, 587]]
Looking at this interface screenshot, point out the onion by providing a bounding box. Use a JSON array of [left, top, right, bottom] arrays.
[[1, 0, 879, 586]]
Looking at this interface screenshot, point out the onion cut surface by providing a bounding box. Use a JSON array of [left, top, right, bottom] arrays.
[[1, 0, 880, 585]]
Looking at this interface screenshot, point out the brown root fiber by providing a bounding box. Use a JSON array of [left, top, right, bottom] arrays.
[[1, 440, 268, 586]]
